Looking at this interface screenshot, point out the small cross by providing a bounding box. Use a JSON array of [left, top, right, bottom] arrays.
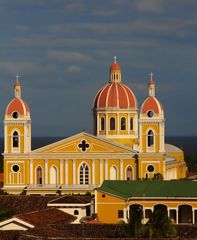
[[16, 74, 19, 82], [149, 72, 154, 80], [114, 56, 117, 63], [78, 140, 90, 152]]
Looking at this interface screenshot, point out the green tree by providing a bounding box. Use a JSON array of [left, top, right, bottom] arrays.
[[127, 205, 143, 237], [148, 209, 177, 237]]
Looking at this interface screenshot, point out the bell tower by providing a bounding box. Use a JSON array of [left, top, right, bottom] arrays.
[[4, 76, 31, 154]]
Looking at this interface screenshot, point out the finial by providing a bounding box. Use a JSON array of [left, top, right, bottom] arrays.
[[114, 56, 117, 64], [149, 72, 154, 81], [16, 74, 19, 83]]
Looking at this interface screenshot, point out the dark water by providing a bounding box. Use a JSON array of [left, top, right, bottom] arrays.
[[0, 136, 196, 156]]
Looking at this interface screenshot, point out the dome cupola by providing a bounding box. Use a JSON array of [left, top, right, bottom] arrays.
[[93, 57, 137, 109], [5, 76, 30, 119]]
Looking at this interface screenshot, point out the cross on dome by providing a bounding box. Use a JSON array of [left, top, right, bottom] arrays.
[[149, 72, 154, 81], [16, 74, 19, 82], [114, 56, 117, 64]]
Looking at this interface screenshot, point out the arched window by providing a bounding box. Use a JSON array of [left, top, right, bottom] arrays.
[[126, 166, 133, 180], [13, 131, 19, 148], [79, 163, 89, 184], [36, 166, 42, 185], [110, 166, 118, 180], [130, 118, 133, 130], [100, 117, 105, 130], [147, 130, 154, 147], [121, 117, 126, 130], [110, 117, 115, 130], [50, 166, 58, 185], [74, 210, 79, 215]]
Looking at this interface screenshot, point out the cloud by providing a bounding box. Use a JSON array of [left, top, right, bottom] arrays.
[[92, 9, 118, 17], [47, 50, 92, 63], [135, 0, 165, 13], [16, 24, 30, 31], [64, 2, 86, 12], [67, 65, 82, 73], [0, 61, 57, 75]]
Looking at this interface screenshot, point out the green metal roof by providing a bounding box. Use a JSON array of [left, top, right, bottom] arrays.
[[97, 180, 197, 199]]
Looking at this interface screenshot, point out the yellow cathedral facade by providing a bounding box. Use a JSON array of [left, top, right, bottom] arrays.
[[2, 59, 186, 194]]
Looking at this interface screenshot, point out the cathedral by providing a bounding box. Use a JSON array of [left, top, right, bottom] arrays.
[[2, 59, 186, 194]]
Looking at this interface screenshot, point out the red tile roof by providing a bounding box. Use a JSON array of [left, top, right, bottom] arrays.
[[49, 195, 92, 204], [16, 208, 76, 226]]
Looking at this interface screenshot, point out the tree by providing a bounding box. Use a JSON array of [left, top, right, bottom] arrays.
[[148, 209, 177, 237], [127, 205, 143, 237]]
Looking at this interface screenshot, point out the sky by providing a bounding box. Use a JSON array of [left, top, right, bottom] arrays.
[[0, 0, 197, 137]]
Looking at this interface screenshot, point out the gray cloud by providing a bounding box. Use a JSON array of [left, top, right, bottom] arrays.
[[47, 50, 92, 63], [135, 0, 165, 13]]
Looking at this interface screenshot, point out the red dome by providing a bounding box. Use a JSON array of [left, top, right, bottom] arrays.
[[6, 98, 30, 116], [141, 96, 162, 114], [110, 63, 121, 71], [93, 82, 137, 109]]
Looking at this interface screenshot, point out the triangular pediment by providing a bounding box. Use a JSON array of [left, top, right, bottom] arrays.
[[33, 132, 136, 154]]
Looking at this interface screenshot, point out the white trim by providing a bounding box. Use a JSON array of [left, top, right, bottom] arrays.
[[65, 159, 68, 185], [92, 159, 95, 185], [45, 159, 48, 184], [100, 159, 103, 184], [0, 217, 34, 229], [60, 159, 63, 184], [73, 159, 76, 184], [48, 203, 91, 207], [78, 161, 90, 185], [50, 165, 58, 185], [105, 159, 108, 180], [120, 159, 123, 180], [35, 165, 43, 185], [30, 159, 33, 184]]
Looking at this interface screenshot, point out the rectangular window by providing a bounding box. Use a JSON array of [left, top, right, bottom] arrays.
[[118, 210, 124, 219]]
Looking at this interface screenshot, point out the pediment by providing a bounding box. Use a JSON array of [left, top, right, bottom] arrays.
[[33, 132, 136, 154]]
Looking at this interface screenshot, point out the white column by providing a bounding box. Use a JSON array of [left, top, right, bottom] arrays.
[[128, 113, 130, 134], [45, 159, 48, 185], [4, 124, 7, 153], [124, 207, 127, 222], [97, 114, 99, 135], [106, 114, 108, 135], [92, 159, 95, 184], [30, 159, 33, 184], [105, 159, 108, 180], [73, 159, 76, 184], [60, 159, 63, 184], [176, 208, 179, 224], [167, 208, 170, 218], [65, 159, 68, 185], [193, 209, 195, 224], [120, 159, 123, 180], [117, 113, 120, 134], [100, 159, 103, 184]]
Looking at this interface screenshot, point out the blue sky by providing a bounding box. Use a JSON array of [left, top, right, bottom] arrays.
[[0, 0, 197, 136]]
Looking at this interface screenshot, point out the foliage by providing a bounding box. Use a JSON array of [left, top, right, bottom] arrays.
[[0, 208, 15, 221], [147, 209, 177, 238], [127, 205, 143, 237], [0, 154, 3, 173], [185, 154, 197, 172], [153, 173, 163, 180]]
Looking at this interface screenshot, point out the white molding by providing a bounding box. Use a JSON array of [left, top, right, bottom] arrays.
[[100, 159, 103, 184], [65, 159, 68, 185], [73, 159, 76, 185], [105, 159, 108, 180], [29, 159, 33, 184], [45, 159, 48, 184], [60, 159, 63, 184], [92, 159, 95, 185]]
